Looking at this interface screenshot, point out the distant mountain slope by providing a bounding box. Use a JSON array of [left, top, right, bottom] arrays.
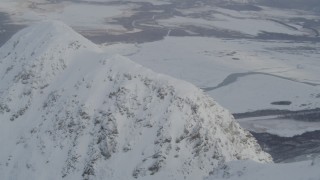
[[0, 21, 271, 180]]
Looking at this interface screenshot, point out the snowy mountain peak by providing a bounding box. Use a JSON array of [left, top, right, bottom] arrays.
[[0, 21, 271, 180], [0, 20, 99, 87], [0, 20, 99, 57]]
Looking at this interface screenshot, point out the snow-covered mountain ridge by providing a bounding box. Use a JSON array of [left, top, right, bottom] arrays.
[[0, 21, 271, 180]]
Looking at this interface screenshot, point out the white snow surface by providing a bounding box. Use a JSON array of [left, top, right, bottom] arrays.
[[0, 21, 272, 180], [206, 158, 320, 180]]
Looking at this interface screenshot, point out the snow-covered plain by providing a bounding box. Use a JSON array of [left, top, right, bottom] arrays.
[[206, 158, 320, 180], [159, 3, 316, 36], [120, 36, 320, 113], [157, 14, 307, 36], [0, 0, 135, 31]]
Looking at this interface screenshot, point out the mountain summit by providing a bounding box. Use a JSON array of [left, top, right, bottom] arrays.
[[0, 21, 271, 180]]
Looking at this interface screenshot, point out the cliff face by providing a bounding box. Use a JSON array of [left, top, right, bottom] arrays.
[[0, 21, 272, 180]]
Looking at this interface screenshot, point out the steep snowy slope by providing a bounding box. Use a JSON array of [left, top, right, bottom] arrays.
[[0, 21, 271, 180]]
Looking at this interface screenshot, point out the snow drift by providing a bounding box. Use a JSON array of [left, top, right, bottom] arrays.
[[0, 21, 271, 180]]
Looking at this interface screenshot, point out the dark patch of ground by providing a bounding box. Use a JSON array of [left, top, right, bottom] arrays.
[[252, 130, 320, 162], [271, 101, 292, 105], [233, 108, 320, 120], [237, 108, 320, 162]]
